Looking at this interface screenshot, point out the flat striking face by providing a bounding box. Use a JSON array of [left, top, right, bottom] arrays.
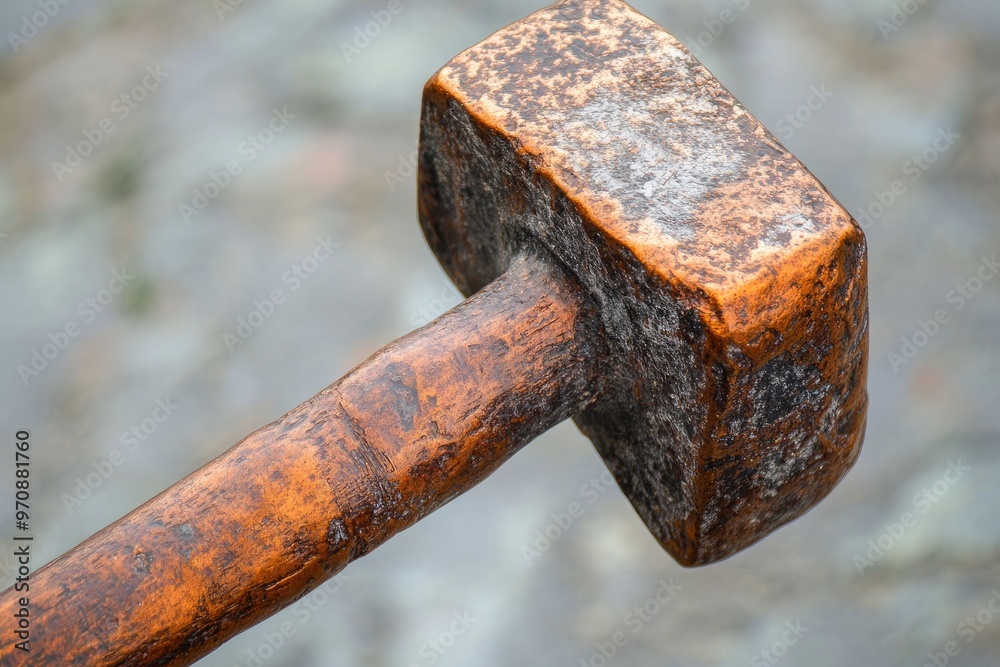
[[418, 0, 868, 564]]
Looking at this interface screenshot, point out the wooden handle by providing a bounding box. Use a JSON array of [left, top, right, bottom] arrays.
[[0, 253, 606, 666]]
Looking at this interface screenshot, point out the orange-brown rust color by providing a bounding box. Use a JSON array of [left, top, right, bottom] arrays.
[[418, 0, 868, 565], [0, 256, 605, 666], [0, 1, 869, 664]]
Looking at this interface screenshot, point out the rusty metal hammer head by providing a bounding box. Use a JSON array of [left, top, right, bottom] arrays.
[[418, 0, 869, 565]]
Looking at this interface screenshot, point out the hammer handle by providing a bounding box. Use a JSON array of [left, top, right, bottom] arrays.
[[0, 253, 605, 666]]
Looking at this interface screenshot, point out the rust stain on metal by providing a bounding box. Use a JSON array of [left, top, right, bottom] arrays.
[[419, 0, 868, 565]]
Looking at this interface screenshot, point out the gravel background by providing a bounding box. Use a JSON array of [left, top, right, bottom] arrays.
[[1, 0, 998, 665]]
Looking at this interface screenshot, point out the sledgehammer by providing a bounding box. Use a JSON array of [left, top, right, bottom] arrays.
[[0, 1, 868, 664]]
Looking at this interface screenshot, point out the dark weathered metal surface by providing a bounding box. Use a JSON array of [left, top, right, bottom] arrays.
[[419, 0, 868, 565]]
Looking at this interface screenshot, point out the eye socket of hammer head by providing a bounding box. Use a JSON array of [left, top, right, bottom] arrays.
[[417, 0, 868, 566]]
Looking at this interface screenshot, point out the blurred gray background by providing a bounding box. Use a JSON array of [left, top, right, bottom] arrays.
[[1, 0, 999, 665]]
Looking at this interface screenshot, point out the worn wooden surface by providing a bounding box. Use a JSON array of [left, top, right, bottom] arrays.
[[0, 254, 606, 666], [419, 0, 869, 564]]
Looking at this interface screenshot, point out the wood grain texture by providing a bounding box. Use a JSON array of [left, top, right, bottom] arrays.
[[0, 253, 606, 666], [418, 0, 869, 565]]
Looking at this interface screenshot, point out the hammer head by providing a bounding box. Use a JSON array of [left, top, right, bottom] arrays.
[[417, 0, 868, 565]]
